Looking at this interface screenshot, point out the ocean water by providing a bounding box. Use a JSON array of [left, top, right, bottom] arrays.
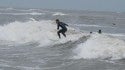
[[0, 7, 125, 70]]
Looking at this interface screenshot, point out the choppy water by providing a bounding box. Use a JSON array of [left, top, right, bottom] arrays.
[[0, 7, 125, 70]]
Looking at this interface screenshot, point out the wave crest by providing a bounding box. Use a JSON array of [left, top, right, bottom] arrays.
[[0, 20, 83, 47], [74, 33, 125, 60]]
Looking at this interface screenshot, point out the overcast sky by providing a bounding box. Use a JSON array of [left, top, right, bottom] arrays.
[[0, 0, 125, 12]]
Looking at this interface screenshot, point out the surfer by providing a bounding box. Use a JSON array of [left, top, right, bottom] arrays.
[[56, 19, 68, 38]]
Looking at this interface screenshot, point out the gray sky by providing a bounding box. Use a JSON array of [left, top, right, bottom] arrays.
[[0, 0, 125, 12]]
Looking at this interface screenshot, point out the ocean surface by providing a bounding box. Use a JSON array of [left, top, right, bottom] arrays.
[[0, 7, 125, 70]]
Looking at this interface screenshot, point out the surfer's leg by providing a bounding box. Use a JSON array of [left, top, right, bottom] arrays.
[[62, 29, 67, 37], [57, 30, 62, 38], [62, 32, 66, 37]]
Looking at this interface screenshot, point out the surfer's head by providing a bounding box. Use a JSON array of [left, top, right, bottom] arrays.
[[98, 29, 102, 34], [56, 19, 59, 23]]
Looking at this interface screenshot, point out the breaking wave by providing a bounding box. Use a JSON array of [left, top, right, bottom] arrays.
[[74, 33, 125, 60], [0, 19, 83, 47]]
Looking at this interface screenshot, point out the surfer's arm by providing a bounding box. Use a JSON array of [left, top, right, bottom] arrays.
[[65, 23, 68, 26], [64, 23, 68, 26], [57, 24, 59, 30], [62, 22, 68, 26]]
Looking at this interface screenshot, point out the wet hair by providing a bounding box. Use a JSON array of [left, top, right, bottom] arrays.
[[98, 29, 102, 34], [90, 32, 92, 34], [56, 19, 59, 22]]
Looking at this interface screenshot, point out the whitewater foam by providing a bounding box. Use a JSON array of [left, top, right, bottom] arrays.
[[74, 33, 125, 60], [0, 19, 83, 47]]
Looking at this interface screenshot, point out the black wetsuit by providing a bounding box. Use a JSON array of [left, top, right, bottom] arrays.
[[57, 22, 68, 38]]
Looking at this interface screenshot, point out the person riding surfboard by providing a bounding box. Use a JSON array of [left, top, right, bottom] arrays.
[[56, 19, 68, 38]]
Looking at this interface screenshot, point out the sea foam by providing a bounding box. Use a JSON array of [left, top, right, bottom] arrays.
[[0, 19, 83, 47], [74, 33, 125, 60]]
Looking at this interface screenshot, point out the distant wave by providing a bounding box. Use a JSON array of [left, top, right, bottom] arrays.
[[74, 24, 115, 28], [0, 7, 19, 11], [4, 7, 15, 10], [105, 33, 125, 37], [74, 24, 102, 27], [53, 12, 68, 16], [0, 12, 45, 15]]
